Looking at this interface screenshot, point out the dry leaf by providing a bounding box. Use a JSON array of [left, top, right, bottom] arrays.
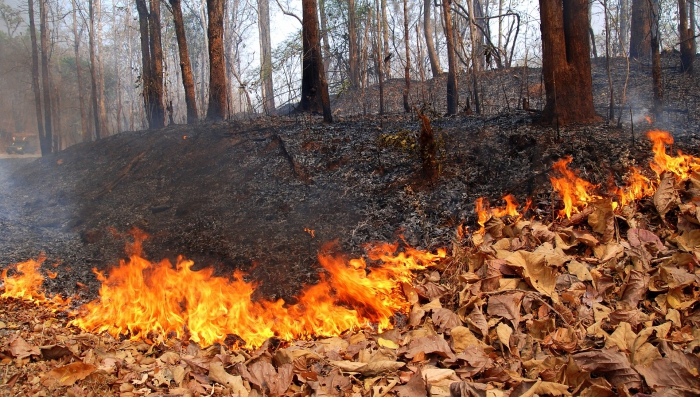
[[487, 291, 524, 324], [449, 326, 484, 353], [431, 308, 462, 333], [209, 361, 249, 396], [495, 323, 513, 353], [654, 172, 679, 217], [636, 356, 700, 391], [42, 362, 96, 387], [505, 250, 557, 296], [395, 369, 427, 397], [573, 348, 642, 390], [8, 333, 40, 359]]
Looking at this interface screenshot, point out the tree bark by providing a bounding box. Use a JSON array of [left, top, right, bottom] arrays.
[[442, 0, 458, 115], [148, 0, 165, 127], [39, 0, 52, 154], [381, 0, 390, 78], [135, 0, 153, 127], [318, 0, 332, 73], [170, 0, 199, 123], [300, 0, 333, 122], [373, 1, 385, 114], [650, 0, 662, 118], [206, 0, 228, 120], [629, 0, 650, 58], [402, 0, 410, 112], [258, 0, 275, 113], [423, 0, 441, 77], [678, 0, 693, 73], [28, 0, 46, 153], [539, 0, 597, 125], [619, 0, 629, 54], [96, 0, 108, 134], [71, 0, 89, 142], [348, 0, 359, 88], [88, 0, 102, 139]]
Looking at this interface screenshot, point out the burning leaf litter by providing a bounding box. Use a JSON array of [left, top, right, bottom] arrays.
[[1, 130, 700, 396]]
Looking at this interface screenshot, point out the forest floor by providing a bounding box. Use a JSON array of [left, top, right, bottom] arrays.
[[0, 54, 699, 396]]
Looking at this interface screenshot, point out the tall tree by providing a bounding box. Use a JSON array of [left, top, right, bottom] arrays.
[[539, 0, 597, 125], [678, 0, 693, 72], [258, 0, 275, 113], [442, 0, 458, 115], [148, 0, 165, 127], [300, 0, 333, 122], [72, 0, 89, 142], [348, 0, 359, 88], [169, 0, 199, 123], [39, 0, 52, 153], [629, 0, 650, 58], [27, 0, 46, 154], [423, 0, 440, 78], [402, 0, 410, 112], [135, 0, 164, 128], [206, 0, 228, 120], [380, 0, 389, 78], [88, 0, 102, 139], [619, 0, 629, 54], [650, 0, 662, 118]]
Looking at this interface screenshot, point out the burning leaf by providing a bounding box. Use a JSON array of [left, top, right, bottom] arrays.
[[505, 251, 557, 296], [209, 361, 249, 395], [42, 362, 96, 387]]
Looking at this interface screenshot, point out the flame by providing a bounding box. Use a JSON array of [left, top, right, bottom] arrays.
[[615, 167, 656, 208], [647, 130, 700, 180], [549, 157, 601, 218], [69, 236, 445, 348], [2, 256, 47, 302], [474, 195, 524, 234], [645, 116, 652, 124]]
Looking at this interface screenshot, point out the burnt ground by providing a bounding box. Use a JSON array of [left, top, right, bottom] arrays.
[[1, 54, 700, 304]]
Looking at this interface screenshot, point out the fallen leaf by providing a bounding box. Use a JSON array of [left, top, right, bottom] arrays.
[[449, 326, 485, 353], [330, 360, 404, 376], [506, 250, 557, 296], [487, 291, 524, 324], [653, 172, 679, 217], [573, 348, 642, 390], [495, 322, 512, 353], [209, 361, 249, 396], [42, 362, 96, 387], [395, 369, 427, 397], [8, 334, 40, 359], [635, 356, 700, 391], [431, 308, 462, 332], [402, 335, 455, 360]]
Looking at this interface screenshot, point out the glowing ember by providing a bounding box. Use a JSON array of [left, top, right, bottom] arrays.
[[647, 130, 700, 180], [69, 236, 445, 348], [550, 157, 601, 218]]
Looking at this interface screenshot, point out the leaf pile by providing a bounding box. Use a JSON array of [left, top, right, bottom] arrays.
[[2, 173, 700, 396]]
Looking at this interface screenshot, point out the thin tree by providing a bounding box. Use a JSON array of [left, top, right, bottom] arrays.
[[88, 0, 102, 139], [71, 0, 88, 141], [373, 0, 385, 114], [39, 0, 52, 153], [423, 0, 440, 77], [539, 0, 597, 125], [619, 0, 629, 53], [442, 0, 458, 115], [258, 0, 275, 113], [348, 0, 359, 88], [28, 0, 46, 154], [300, 0, 333, 122], [206, 0, 228, 120], [148, 0, 165, 127], [678, 0, 693, 73], [402, 0, 410, 112], [169, 0, 199, 123], [650, 0, 662, 119]]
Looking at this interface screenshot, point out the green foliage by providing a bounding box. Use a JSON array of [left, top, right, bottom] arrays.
[[378, 129, 418, 154]]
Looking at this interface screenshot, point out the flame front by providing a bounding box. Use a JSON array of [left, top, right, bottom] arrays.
[[2, 257, 47, 301], [549, 157, 601, 218], [647, 130, 700, 180], [69, 241, 445, 348]]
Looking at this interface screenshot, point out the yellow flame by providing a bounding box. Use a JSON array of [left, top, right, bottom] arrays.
[[549, 157, 601, 218]]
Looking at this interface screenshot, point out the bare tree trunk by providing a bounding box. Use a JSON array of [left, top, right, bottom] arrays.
[[604, 0, 615, 120], [423, 0, 440, 77], [348, 0, 359, 88], [39, 0, 52, 153], [170, 0, 199, 123], [629, 0, 650, 58], [96, 0, 108, 134], [51, 85, 61, 151], [402, 0, 410, 112], [539, 0, 597, 125], [374, 0, 385, 114], [149, 0, 165, 127], [650, 0, 662, 118], [465, 0, 480, 113], [381, 0, 389, 78], [443, 0, 458, 115], [691, 0, 697, 55], [318, 0, 332, 73], [619, 0, 629, 54], [206, 0, 228, 120], [300, 0, 333, 122], [71, 0, 88, 142], [28, 0, 46, 152], [258, 0, 275, 113], [88, 0, 102, 139], [113, 3, 122, 133], [588, 0, 597, 58], [679, 0, 694, 73]]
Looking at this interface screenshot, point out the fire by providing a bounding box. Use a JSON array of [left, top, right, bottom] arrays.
[[647, 130, 700, 180], [615, 167, 656, 208], [69, 236, 445, 348], [550, 157, 601, 218], [645, 116, 652, 124], [474, 195, 523, 234], [2, 256, 47, 302]]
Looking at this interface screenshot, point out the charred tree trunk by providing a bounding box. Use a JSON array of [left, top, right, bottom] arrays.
[[148, 0, 165, 127], [423, 0, 441, 77], [539, 0, 597, 125], [402, 0, 410, 112], [300, 0, 333, 122], [443, 0, 458, 115], [258, 0, 275, 113], [39, 0, 52, 154], [206, 0, 228, 120], [348, 0, 359, 88], [679, 0, 693, 73], [88, 0, 102, 139], [28, 0, 46, 152], [71, 0, 89, 142], [169, 0, 199, 123], [629, 0, 650, 58], [135, 0, 153, 126]]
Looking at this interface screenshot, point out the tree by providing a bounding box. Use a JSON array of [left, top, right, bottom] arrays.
[[27, 0, 46, 154], [300, 0, 332, 122], [71, 0, 89, 141], [402, 0, 410, 113], [442, 0, 458, 115], [170, 0, 199, 123], [348, 0, 359, 88], [39, 0, 52, 153], [88, 0, 102, 139], [258, 0, 275, 113], [423, 0, 440, 78], [678, 0, 693, 73], [629, 0, 650, 58], [539, 0, 597, 125], [206, 0, 228, 120], [135, 0, 165, 128]]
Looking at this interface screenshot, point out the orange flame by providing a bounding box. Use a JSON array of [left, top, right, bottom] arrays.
[[647, 130, 700, 180], [474, 195, 523, 234], [69, 237, 445, 348], [2, 257, 47, 302], [615, 167, 656, 208], [645, 116, 652, 124], [549, 157, 601, 218]]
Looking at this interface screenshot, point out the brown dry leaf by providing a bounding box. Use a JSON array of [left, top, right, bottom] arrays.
[[449, 381, 491, 397], [628, 228, 665, 252], [636, 356, 700, 391], [449, 326, 485, 353], [487, 291, 524, 324], [466, 306, 489, 337], [42, 362, 96, 387], [415, 282, 449, 301], [543, 327, 578, 353], [495, 322, 513, 353], [604, 322, 637, 352], [243, 360, 293, 396], [395, 369, 427, 397], [567, 260, 592, 281], [209, 361, 249, 396], [8, 333, 40, 359], [674, 229, 700, 252], [431, 308, 462, 333], [654, 172, 680, 217], [40, 344, 73, 361], [516, 379, 571, 396], [573, 348, 642, 390], [311, 369, 352, 397], [330, 360, 405, 376], [505, 250, 557, 296], [448, 345, 493, 378], [402, 335, 455, 360], [620, 269, 650, 307], [588, 198, 614, 243]]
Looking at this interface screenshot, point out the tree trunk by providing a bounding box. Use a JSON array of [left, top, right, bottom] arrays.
[[423, 0, 441, 77], [300, 0, 333, 122], [169, 0, 199, 123], [348, 0, 359, 88], [258, 0, 275, 113], [443, 0, 458, 115], [690, 0, 696, 55], [28, 0, 46, 153], [88, 0, 102, 139], [539, 0, 597, 125], [318, 0, 332, 73], [148, 0, 165, 127], [381, 0, 390, 78], [71, 0, 89, 142], [629, 0, 650, 58], [39, 0, 52, 154], [465, 0, 480, 113], [619, 0, 629, 55], [206, 0, 228, 120], [588, 0, 597, 58], [374, 1, 385, 114], [650, 0, 662, 118], [679, 0, 694, 73], [135, 0, 153, 127], [96, 0, 108, 134], [402, 0, 410, 112]]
